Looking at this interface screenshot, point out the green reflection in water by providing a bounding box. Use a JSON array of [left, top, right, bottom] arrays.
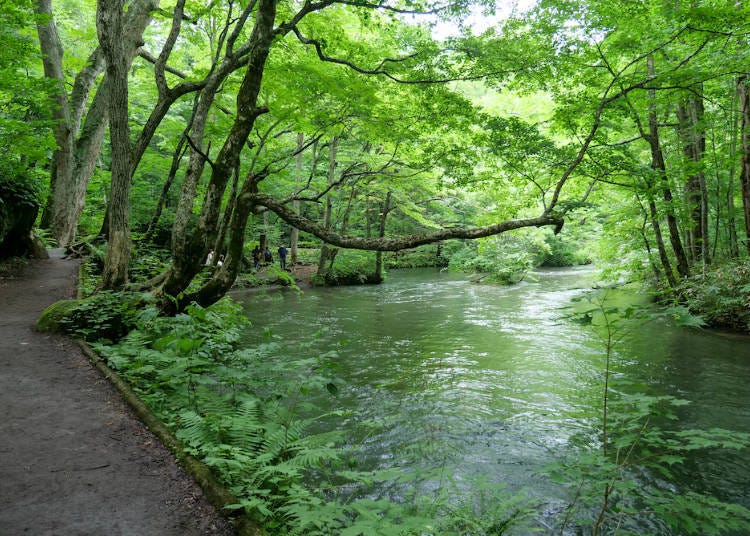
[[235, 267, 750, 511]]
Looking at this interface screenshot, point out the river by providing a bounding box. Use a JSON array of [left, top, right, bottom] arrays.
[[236, 267, 750, 532]]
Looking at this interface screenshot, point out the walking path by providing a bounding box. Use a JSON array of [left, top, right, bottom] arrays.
[[0, 252, 233, 535]]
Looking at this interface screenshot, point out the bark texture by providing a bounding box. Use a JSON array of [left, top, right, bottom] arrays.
[[160, 0, 278, 310], [677, 95, 709, 264], [739, 75, 750, 255], [98, 0, 133, 289], [647, 57, 689, 279], [34, 0, 158, 246]]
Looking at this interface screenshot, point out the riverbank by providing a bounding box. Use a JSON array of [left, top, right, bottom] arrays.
[[670, 258, 750, 334], [0, 252, 233, 535]]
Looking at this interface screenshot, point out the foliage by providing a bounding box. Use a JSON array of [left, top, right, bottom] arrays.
[[551, 292, 750, 535], [445, 233, 542, 285], [315, 249, 380, 286], [58, 290, 150, 342], [78, 257, 101, 297], [540, 211, 599, 267], [541, 232, 592, 267], [235, 264, 298, 288], [94, 299, 539, 534], [442, 223, 596, 284], [385, 244, 447, 269], [673, 260, 750, 333], [263, 265, 297, 287], [0, 0, 55, 207], [127, 241, 172, 281]]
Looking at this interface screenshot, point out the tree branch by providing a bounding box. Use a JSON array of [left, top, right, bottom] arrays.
[[186, 137, 214, 170], [290, 26, 520, 84], [246, 192, 564, 251], [139, 48, 188, 80], [334, 0, 451, 15]]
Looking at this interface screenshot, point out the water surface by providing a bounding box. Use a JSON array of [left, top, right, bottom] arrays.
[[236, 267, 750, 528]]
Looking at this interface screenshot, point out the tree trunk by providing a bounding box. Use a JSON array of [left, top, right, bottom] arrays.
[[34, 0, 74, 244], [317, 137, 338, 278], [677, 93, 710, 265], [325, 186, 357, 275], [738, 75, 750, 255], [182, 178, 257, 308], [160, 0, 277, 309], [289, 133, 303, 265], [648, 56, 690, 278], [35, 0, 157, 246], [214, 164, 241, 256], [98, 0, 133, 290], [727, 79, 741, 258], [647, 193, 677, 288], [374, 191, 392, 281]]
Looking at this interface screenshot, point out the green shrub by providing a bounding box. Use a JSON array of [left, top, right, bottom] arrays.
[[128, 243, 172, 281], [445, 238, 535, 285], [674, 259, 750, 333], [541, 233, 592, 267], [385, 244, 447, 269], [58, 290, 151, 342], [315, 249, 380, 286]]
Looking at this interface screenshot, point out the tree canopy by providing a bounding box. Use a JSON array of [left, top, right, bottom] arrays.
[[1, 0, 748, 310]]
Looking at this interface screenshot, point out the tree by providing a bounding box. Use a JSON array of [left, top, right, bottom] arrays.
[[512, 0, 750, 286], [34, 0, 157, 246], [139, 0, 572, 313], [49, 0, 750, 308], [97, 0, 133, 288], [0, 0, 55, 258]]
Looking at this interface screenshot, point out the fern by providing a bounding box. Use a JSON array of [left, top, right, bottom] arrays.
[[96, 297, 541, 534]]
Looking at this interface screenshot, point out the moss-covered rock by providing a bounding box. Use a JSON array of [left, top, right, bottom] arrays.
[[36, 299, 80, 333]]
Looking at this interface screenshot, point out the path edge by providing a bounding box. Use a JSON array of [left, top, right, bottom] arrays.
[[74, 265, 265, 536]]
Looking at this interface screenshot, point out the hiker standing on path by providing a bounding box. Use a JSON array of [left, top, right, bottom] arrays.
[[277, 245, 288, 270], [252, 245, 261, 269]]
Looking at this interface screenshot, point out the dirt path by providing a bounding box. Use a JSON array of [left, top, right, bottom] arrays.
[[0, 252, 234, 535]]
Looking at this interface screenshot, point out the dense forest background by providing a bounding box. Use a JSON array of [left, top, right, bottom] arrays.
[[2, 0, 750, 324]]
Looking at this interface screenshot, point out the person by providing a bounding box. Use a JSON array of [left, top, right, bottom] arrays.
[[205, 249, 214, 266], [252, 245, 261, 269], [263, 247, 273, 265], [217, 254, 224, 267], [277, 244, 288, 270]]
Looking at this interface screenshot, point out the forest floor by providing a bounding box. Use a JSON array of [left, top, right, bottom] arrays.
[[244, 261, 317, 289], [285, 262, 317, 287], [0, 251, 235, 536]]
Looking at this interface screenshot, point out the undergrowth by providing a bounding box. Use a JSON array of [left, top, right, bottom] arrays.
[[552, 290, 750, 534], [83, 289, 750, 535], [673, 259, 750, 333], [93, 299, 537, 535]]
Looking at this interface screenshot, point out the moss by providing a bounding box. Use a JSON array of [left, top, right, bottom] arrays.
[[36, 299, 80, 333]]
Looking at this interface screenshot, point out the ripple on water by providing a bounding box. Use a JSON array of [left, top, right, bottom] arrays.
[[236, 267, 750, 522]]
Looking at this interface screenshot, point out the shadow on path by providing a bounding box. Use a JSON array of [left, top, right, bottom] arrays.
[[0, 252, 234, 535]]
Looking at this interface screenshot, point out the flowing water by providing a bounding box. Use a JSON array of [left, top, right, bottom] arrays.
[[236, 267, 750, 530]]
